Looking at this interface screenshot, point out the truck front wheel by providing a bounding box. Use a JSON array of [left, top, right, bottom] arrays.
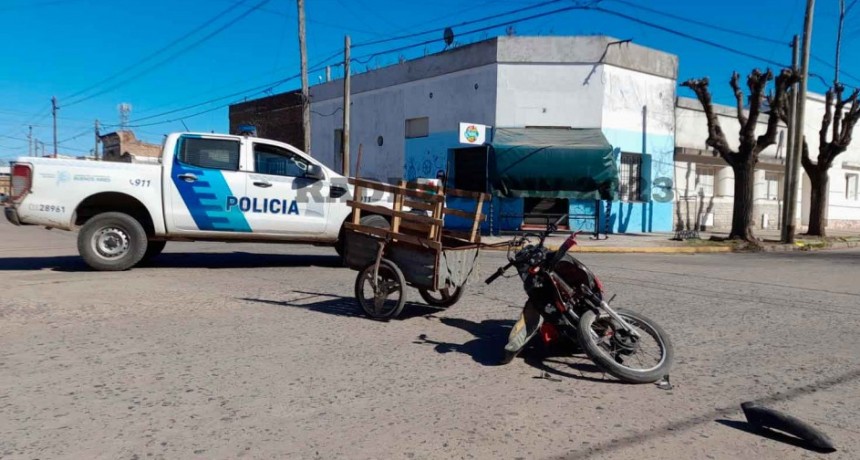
[[77, 212, 148, 271]]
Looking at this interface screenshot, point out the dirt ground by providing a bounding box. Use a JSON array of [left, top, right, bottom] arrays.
[[1, 219, 858, 459]]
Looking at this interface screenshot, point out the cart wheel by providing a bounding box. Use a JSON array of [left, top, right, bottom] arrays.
[[418, 285, 465, 308], [355, 258, 407, 320]]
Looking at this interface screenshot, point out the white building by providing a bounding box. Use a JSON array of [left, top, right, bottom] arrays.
[[675, 93, 860, 232], [304, 36, 679, 233], [232, 34, 860, 234]]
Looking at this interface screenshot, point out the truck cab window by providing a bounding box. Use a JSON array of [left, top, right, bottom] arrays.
[[177, 137, 240, 171], [254, 143, 308, 177]]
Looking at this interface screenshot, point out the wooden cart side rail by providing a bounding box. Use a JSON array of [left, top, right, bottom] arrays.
[[403, 199, 438, 212], [343, 222, 442, 251], [348, 177, 445, 202], [347, 201, 442, 225]]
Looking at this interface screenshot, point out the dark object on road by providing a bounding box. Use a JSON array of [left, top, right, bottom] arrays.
[[741, 401, 836, 452]]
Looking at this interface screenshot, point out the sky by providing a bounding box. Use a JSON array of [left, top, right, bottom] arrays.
[[1, 0, 858, 160]]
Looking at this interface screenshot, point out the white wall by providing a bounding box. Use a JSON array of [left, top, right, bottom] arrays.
[[310, 64, 497, 182], [675, 103, 788, 162], [495, 64, 604, 128], [602, 66, 675, 137]]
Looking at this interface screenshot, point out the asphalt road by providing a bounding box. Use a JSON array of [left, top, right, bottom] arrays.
[[1, 219, 859, 459]]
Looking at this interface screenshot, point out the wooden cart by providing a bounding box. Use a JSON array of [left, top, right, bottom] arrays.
[[343, 177, 490, 319]]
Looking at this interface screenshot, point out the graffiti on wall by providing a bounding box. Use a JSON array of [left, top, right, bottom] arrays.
[[405, 147, 447, 181]]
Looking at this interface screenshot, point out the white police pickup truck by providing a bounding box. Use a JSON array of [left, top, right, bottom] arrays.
[[5, 132, 391, 270]]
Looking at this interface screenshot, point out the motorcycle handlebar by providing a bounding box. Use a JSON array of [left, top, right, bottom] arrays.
[[485, 262, 513, 284]]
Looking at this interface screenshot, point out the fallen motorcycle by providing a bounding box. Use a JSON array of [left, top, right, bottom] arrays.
[[485, 215, 674, 383]]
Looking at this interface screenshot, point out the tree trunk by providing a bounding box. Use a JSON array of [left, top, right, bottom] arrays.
[[806, 167, 829, 236], [730, 162, 756, 241]]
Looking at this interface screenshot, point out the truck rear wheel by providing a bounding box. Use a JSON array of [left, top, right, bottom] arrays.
[[77, 212, 148, 271], [142, 240, 167, 261]]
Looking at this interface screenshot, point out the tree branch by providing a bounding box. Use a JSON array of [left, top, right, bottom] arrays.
[[682, 78, 737, 166], [837, 88, 860, 149], [832, 84, 846, 147], [800, 135, 815, 172], [819, 88, 834, 162], [730, 72, 748, 128], [744, 69, 771, 140], [757, 68, 796, 151]]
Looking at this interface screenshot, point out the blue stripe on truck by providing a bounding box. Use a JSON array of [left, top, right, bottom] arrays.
[[171, 138, 251, 232]]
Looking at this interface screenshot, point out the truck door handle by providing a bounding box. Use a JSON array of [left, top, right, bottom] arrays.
[[253, 181, 273, 188], [178, 173, 198, 182]]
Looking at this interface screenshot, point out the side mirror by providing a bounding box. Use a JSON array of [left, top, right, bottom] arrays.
[[305, 164, 324, 180]]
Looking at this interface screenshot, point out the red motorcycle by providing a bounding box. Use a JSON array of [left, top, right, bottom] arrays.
[[486, 215, 674, 383]]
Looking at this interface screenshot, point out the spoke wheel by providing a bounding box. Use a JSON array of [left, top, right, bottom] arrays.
[[577, 308, 673, 383], [355, 259, 406, 320], [418, 285, 464, 308]]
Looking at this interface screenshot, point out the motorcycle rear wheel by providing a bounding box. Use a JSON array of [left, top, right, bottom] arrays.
[[577, 308, 673, 384]]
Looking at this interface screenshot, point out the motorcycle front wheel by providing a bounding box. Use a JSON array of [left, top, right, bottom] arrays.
[[577, 308, 673, 384]]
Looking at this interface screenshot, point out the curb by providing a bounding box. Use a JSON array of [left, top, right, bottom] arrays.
[[481, 244, 734, 254]]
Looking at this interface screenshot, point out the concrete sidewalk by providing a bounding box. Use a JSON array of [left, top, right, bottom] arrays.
[[479, 228, 860, 253]]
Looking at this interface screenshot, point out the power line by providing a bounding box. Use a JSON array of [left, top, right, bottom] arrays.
[[353, 0, 563, 49], [63, 0, 253, 103], [351, 4, 587, 65], [58, 129, 91, 144], [64, 0, 271, 107], [106, 49, 344, 128], [605, 0, 860, 87], [592, 6, 790, 68], [607, 0, 785, 46], [114, 3, 585, 128]]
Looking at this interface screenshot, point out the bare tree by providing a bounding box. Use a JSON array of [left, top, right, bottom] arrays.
[[682, 69, 796, 241], [798, 86, 860, 235], [793, 0, 860, 236]]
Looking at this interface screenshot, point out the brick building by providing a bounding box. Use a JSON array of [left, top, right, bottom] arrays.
[[228, 91, 306, 151], [100, 131, 162, 163]]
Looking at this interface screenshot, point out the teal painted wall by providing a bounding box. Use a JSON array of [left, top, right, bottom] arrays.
[[404, 128, 675, 234]]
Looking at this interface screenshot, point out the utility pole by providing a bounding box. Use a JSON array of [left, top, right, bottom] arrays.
[[94, 119, 100, 160], [297, 0, 311, 155], [342, 35, 351, 176], [27, 125, 33, 157], [51, 96, 58, 158], [786, 0, 815, 243], [835, 0, 845, 86], [781, 35, 800, 242]]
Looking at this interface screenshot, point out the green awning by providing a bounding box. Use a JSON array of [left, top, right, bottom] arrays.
[[489, 128, 619, 200]]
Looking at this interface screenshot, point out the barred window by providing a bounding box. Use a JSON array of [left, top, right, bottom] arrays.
[[619, 153, 641, 202]]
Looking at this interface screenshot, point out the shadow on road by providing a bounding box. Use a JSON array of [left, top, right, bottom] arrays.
[[241, 291, 442, 321], [414, 317, 513, 366], [0, 252, 343, 271], [418, 317, 621, 382], [714, 419, 836, 454]]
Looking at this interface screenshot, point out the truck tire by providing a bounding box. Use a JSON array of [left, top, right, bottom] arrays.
[[77, 212, 148, 271], [142, 240, 167, 261]]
